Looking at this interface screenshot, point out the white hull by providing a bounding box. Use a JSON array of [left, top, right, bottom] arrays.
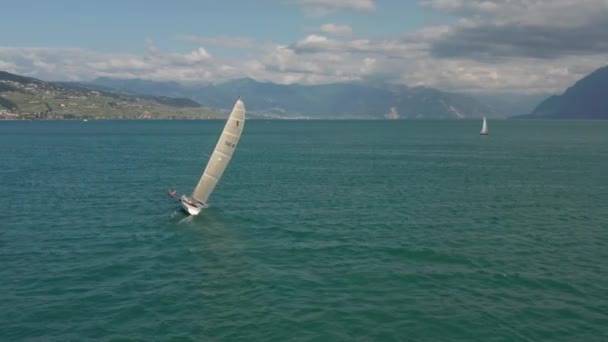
[[180, 195, 203, 216]]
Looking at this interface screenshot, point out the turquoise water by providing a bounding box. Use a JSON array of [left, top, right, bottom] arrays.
[[1, 120, 607, 341]]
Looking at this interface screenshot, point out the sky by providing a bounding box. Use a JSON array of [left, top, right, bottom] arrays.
[[1, 0, 608, 94]]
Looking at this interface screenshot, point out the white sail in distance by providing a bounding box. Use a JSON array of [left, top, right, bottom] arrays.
[[480, 117, 488, 135], [190, 98, 245, 204]]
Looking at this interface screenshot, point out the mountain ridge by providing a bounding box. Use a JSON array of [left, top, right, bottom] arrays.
[[90, 77, 499, 119], [521, 65, 608, 119]]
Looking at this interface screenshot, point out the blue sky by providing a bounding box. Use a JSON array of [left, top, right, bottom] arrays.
[[1, 1, 451, 52], [1, 0, 607, 94]]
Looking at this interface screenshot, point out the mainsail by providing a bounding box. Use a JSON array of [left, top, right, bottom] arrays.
[[480, 117, 488, 135], [190, 98, 245, 204]]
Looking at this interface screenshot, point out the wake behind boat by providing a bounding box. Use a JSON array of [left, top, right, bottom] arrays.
[[171, 98, 246, 215]]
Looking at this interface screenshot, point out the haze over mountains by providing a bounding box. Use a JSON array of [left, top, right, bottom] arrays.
[[472, 93, 551, 118], [91, 77, 503, 119], [3, 64, 607, 120], [91, 65, 608, 120]]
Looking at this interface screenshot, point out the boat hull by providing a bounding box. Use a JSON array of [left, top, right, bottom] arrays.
[[180, 195, 203, 216]]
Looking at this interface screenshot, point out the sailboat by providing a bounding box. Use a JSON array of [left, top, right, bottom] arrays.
[[178, 98, 246, 215], [480, 116, 488, 135]]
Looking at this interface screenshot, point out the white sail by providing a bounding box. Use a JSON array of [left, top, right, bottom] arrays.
[[480, 117, 488, 135], [190, 98, 245, 204]]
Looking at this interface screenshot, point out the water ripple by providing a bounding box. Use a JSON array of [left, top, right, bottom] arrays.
[[1, 120, 607, 340]]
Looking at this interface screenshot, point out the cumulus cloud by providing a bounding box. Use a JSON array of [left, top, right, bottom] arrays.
[[259, 43, 375, 82], [424, 0, 608, 60], [319, 23, 353, 36], [282, 19, 608, 94], [291, 34, 420, 57], [2, 1, 608, 95], [180, 47, 211, 63], [2, 32, 604, 94], [0, 46, 216, 82]]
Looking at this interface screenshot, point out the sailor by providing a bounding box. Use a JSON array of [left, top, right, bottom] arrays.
[[167, 189, 177, 198]]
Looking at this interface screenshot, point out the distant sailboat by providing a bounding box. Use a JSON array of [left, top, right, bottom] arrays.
[[178, 98, 246, 215], [480, 117, 488, 135]]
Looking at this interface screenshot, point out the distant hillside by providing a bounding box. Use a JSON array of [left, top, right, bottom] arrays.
[[90, 77, 498, 119], [0, 71, 223, 119], [55, 81, 202, 108], [472, 93, 549, 118], [521, 65, 608, 119]]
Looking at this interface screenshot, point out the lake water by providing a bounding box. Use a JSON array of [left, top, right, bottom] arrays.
[[1, 120, 607, 340]]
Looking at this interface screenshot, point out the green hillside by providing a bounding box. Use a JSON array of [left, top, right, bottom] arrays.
[[0, 71, 223, 119]]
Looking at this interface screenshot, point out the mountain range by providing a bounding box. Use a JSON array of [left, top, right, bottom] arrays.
[[91, 77, 500, 119], [92, 65, 608, 120], [522, 65, 608, 119], [3, 63, 608, 120]]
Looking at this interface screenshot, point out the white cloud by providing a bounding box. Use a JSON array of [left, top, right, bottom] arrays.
[[0, 46, 216, 81], [2, 35, 605, 94], [2, 0, 608, 96], [87, 56, 151, 71], [360, 57, 376, 74], [319, 23, 353, 36], [292, 34, 426, 60], [181, 47, 211, 63], [0, 60, 18, 73]]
